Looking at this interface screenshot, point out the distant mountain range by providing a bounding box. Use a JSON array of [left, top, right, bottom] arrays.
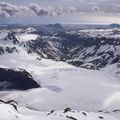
[[1, 25, 120, 70]]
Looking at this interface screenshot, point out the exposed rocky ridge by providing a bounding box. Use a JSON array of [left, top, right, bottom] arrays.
[[0, 46, 18, 55]]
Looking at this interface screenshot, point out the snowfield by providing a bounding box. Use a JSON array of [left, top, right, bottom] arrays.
[[16, 34, 39, 42], [0, 103, 119, 120], [0, 50, 120, 118]]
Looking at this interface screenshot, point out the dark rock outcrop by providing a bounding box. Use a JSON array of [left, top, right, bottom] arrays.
[[0, 68, 40, 90]]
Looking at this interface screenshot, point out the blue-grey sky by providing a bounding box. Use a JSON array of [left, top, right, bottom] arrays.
[[0, 0, 120, 24]]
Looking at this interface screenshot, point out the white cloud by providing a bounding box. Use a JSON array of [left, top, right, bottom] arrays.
[[0, 2, 30, 17], [0, 1, 120, 18], [0, 2, 78, 18], [29, 3, 49, 16], [0, 2, 19, 17]]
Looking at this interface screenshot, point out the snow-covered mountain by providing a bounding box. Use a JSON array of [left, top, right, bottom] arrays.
[[1, 27, 120, 72], [0, 25, 120, 119]]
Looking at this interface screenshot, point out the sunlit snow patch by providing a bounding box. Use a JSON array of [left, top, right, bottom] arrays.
[[16, 34, 39, 42]]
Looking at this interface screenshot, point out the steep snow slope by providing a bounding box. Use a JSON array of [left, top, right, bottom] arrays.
[[0, 30, 64, 60]]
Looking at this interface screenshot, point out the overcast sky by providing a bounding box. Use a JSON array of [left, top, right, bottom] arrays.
[[0, 0, 120, 24]]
